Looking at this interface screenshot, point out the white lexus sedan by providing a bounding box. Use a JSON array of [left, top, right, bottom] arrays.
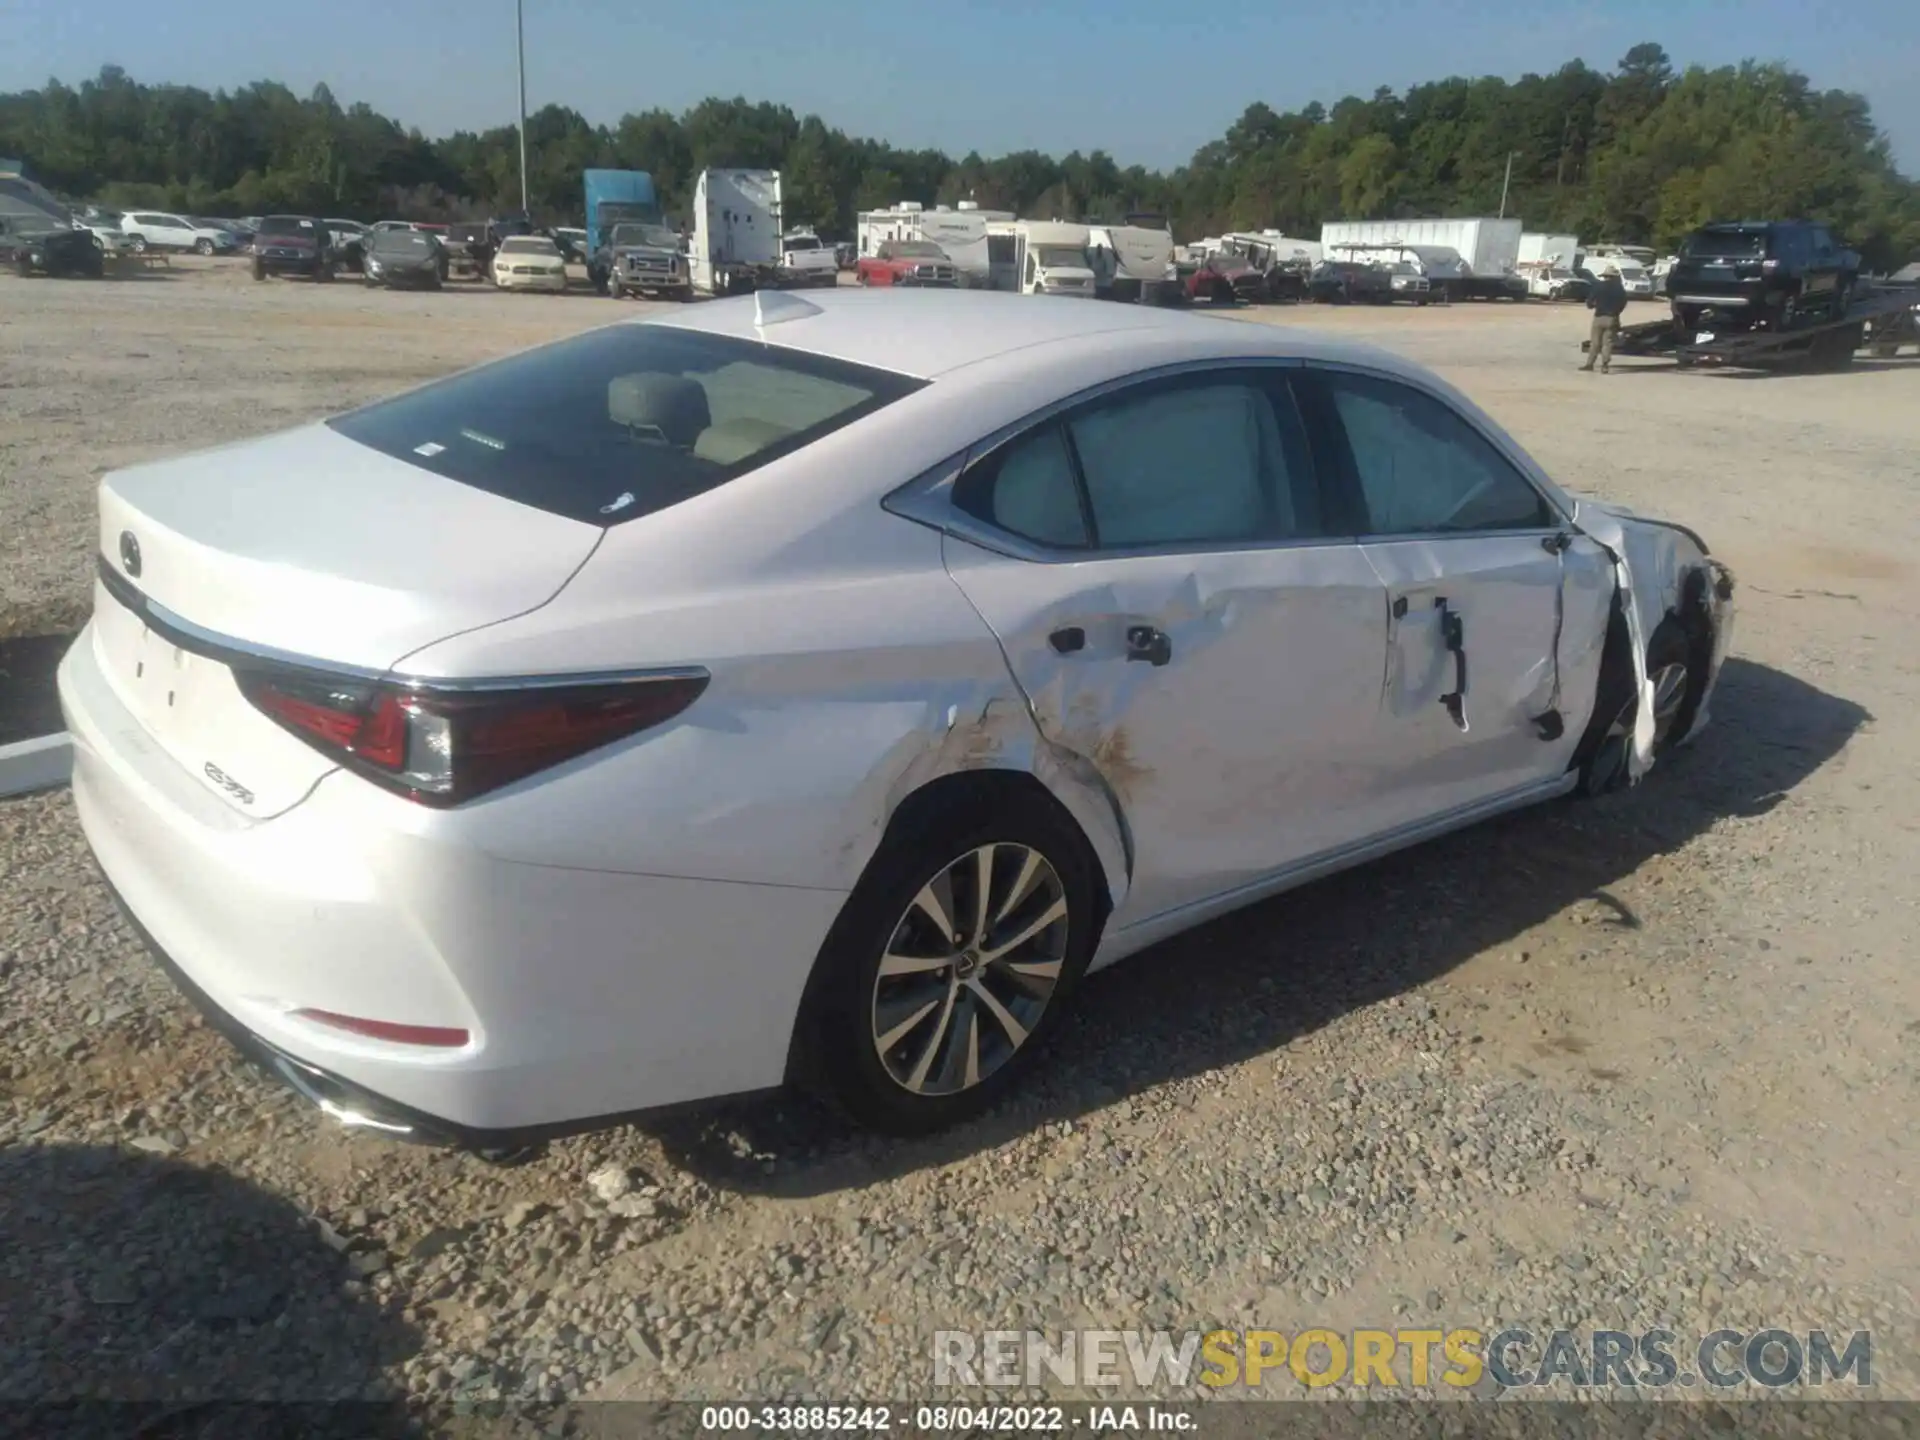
[[59, 289, 1734, 1146]]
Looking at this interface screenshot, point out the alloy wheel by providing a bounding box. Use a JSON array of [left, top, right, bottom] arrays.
[[870, 843, 1069, 1097]]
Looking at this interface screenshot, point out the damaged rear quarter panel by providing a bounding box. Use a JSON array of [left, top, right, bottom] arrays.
[[395, 501, 1131, 906]]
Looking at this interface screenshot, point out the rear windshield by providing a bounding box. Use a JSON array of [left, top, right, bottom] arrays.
[[258, 216, 319, 237], [1685, 228, 1768, 259], [373, 230, 435, 253], [328, 325, 926, 526]]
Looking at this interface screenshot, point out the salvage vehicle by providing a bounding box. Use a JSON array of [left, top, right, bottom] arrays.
[[1667, 220, 1860, 336], [2, 217, 106, 278], [582, 168, 663, 293], [324, 219, 368, 271], [59, 288, 1734, 1146], [491, 234, 568, 291], [249, 215, 335, 282], [121, 211, 238, 255], [440, 223, 492, 281], [1516, 261, 1589, 301], [778, 228, 841, 288], [1185, 250, 1263, 304], [857, 238, 960, 288], [602, 222, 691, 299], [196, 216, 255, 247], [553, 227, 589, 263], [1308, 259, 1392, 304], [362, 227, 444, 290]]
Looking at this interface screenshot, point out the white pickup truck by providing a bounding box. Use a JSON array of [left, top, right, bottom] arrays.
[[778, 229, 839, 288]]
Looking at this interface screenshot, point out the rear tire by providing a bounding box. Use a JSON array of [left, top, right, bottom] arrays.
[[195, 238, 214, 256], [129, 235, 148, 254], [793, 786, 1102, 1135]]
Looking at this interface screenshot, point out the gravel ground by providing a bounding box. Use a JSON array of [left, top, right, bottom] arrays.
[[2, 261, 1918, 1416]]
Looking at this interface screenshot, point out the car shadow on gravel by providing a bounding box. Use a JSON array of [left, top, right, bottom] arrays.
[[645, 656, 1870, 1196], [0, 1143, 421, 1432]]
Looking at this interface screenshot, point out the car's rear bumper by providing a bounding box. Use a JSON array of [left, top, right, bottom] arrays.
[[58, 625, 846, 1139]]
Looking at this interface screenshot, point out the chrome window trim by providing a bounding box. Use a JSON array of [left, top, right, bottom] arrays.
[[883, 353, 1575, 563]]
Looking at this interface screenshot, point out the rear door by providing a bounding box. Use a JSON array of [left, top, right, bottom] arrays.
[[938, 366, 1392, 926], [1295, 366, 1609, 828]]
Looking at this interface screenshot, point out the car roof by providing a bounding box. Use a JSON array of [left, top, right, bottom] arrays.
[[641, 288, 1413, 381]]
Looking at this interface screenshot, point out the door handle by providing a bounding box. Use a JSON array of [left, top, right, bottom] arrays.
[[1048, 626, 1086, 654], [1125, 625, 1172, 666], [1434, 597, 1468, 731]]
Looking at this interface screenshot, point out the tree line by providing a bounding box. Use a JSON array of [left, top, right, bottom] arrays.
[[4, 45, 1917, 266]]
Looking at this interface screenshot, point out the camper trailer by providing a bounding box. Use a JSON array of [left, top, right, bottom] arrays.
[[987, 220, 1097, 297], [856, 203, 997, 285], [1086, 222, 1178, 303]]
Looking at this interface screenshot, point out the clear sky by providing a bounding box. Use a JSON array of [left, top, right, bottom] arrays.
[[7, 0, 1916, 177]]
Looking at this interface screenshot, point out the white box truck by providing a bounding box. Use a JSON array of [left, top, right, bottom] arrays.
[[691, 168, 783, 297], [1319, 218, 1525, 299]]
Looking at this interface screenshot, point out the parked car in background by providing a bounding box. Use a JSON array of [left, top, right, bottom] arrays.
[[362, 227, 443, 290], [857, 239, 960, 288], [778, 229, 841, 288], [71, 209, 130, 255], [196, 216, 255, 247], [441, 223, 492, 281], [1517, 261, 1590, 301], [1385, 262, 1431, 303], [324, 219, 368, 271], [60, 290, 1733, 1143], [835, 241, 856, 270], [491, 234, 567, 291], [601, 222, 690, 300], [3, 215, 106, 278], [1666, 220, 1861, 335], [553, 227, 589, 263], [121, 211, 238, 255], [250, 215, 335, 282], [1308, 260, 1393, 304]]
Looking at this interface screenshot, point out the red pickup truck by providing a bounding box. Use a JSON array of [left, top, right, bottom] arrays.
[[856, 239, 959, 288]]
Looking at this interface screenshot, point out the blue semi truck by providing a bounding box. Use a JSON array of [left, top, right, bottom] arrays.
[[583, 169, 662, 292]]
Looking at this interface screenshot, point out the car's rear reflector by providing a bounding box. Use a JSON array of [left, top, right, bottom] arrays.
[[293, 1009, 470, 1048]]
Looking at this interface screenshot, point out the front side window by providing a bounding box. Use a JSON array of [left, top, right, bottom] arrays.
[[329, 326, 924, 527], [1306, 371, 1553, 536]]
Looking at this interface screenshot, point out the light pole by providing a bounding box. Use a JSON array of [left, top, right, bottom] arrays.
[[1497, 150, 1517, 219], [515, 0, 529, 215]]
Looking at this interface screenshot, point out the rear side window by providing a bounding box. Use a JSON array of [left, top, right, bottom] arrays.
[[328, 325, 925, 526], [954, 372, 1326, 552], [1685, 228, 1766, 259]]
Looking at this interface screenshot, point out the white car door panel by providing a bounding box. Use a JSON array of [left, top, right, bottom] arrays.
[[1363, 535, 1606, 822], [934, 368, 1392, 927], [945, 536, 1390, 924], [1300, 365, 1612, 823]]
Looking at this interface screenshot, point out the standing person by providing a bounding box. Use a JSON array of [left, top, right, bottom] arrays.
[[1581, 264, 1629, 373]]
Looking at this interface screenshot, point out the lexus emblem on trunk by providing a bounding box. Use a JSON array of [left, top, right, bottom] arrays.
[[119, 531, 142, 578]]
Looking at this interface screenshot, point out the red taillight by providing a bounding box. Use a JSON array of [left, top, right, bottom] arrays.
[[233, 668, 707, 806], [293, 1009, 470, 1047]]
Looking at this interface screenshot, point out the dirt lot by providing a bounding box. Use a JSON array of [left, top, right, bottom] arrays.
[[2, 258, 1918, 1412]]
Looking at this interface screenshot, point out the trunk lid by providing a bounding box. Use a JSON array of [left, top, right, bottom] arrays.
[[93, 423, 601, 816]]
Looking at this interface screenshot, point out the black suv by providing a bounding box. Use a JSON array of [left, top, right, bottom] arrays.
[[1667, 220, 1859, 334]]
